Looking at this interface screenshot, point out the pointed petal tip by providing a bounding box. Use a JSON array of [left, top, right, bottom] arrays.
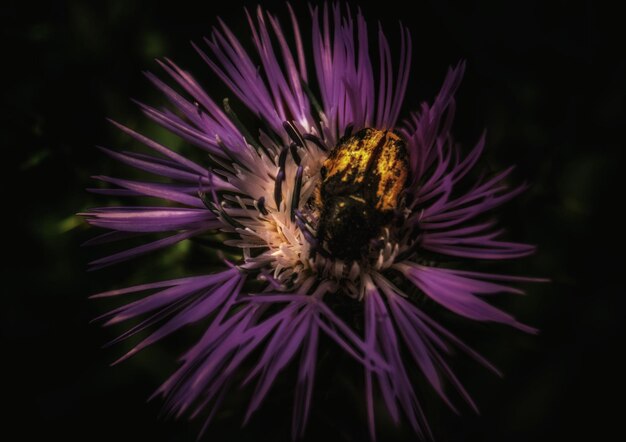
[[110, 350, 136, 366], [515, 322, 540, 335], [455, 59, 467, 73], [147, 387, 164, 402]]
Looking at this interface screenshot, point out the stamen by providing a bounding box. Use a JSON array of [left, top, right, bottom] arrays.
[[216, 135, 249, 171], [219, 201, 245, 229], [289, 142, 301, 166], [283, 121, 306, 149], [198, 189, 213, 211], [234, 195, 256, 214], [208, 153, 236, 174], [295, 216, 318, 247], [197, 175, 246, 229], [255, 196, 268, 216], [197, 175, 219, 212], [278, 146, 288, 170], [274, 169, 285, 209], [294, 210, 315, 234], [303, 133, 328, 151], [290, 165, 303, 221]]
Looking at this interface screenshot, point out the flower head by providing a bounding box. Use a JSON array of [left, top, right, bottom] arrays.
[[83, 4, 542, 440]]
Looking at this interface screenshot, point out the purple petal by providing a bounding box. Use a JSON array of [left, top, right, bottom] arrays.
[[107, 119, 208, 174], [88, 228, 208, 269], [82, 206, 218, 233], [397, 263, 537, 333], [93, 176, 206, 208]]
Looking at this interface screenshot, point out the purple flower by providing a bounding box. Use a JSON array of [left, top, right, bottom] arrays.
[[83, 4, 543, 440]]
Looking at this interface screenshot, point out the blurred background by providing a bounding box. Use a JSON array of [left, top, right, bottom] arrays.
[[2, 0, 623, 440]]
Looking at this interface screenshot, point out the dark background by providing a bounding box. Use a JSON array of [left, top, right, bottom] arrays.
[[3, 0, 623, 440]]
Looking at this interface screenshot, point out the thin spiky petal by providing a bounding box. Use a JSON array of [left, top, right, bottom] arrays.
[[395, 262, 537, 333], [92, 268, 245, 364], [363, 275, 430, 440]]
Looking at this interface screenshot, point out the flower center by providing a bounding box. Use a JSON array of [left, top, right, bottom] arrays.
[[314, 128, 409, 261]]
